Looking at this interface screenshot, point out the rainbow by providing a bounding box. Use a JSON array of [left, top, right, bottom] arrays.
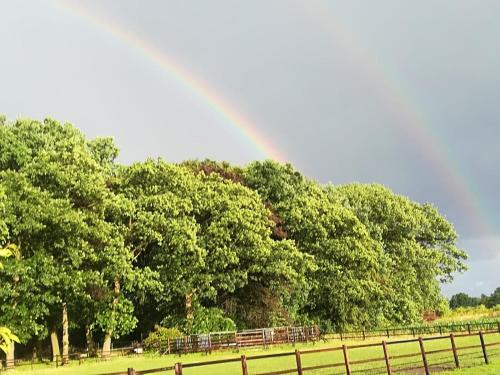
[[54, 0, 492, 235], [53, 0, 287, 163], [306, 1, 493, 235]]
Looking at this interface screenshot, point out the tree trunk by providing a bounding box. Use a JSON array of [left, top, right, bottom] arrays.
[[33, 339, 43, 362], [102, 279, 120, 358], [50, 328, 61, 362], [5, 341, 15, 368], [185, 292, 194, 333], [85, 326, 96, 356], [102, 333, 112, 358], [62, 303, 69, 365]]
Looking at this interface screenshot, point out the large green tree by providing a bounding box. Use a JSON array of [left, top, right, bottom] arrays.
[[0, 119, 140, 359], [328, 183, 467, 323], [117, 160, 311, 332], [244, 161, 386, 329]]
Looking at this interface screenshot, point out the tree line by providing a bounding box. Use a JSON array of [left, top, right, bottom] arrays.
[[449, 287, 500, 309], [0, 117, 467, 361]]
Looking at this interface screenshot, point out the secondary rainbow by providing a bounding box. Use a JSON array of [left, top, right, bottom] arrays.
[[54, 0, 492, 234], [54, 0, 287, 163], [308, 0, 492, 235]]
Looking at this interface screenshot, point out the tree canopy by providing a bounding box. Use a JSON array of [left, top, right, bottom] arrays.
[[0, 117, 469, 358]]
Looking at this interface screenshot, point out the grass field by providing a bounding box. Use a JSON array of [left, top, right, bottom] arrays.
[[441, 362, 500, 375], [7, 332, 500, 375]]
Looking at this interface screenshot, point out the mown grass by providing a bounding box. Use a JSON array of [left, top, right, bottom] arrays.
[[8, 332, 500, 375], [441, 362, 500, 375]]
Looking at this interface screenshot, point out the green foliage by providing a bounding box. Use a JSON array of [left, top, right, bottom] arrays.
[[0, 245, 20, 354], [0, 118, 142, 344], [142, 327, 183, 351], [449, 287, 500, 310], [328, 183, 466, 325], [244, 161, 386, 329], [486, 287, 500, 308], [449, 292, 481, 309], [191, 306, 236, 333], [0, 116, 472, 355], [118, 159, 312, 332]]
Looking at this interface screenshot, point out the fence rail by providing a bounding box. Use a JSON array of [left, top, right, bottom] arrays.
[[3, 321, 500, 372], [116, 329, 500, 375], [146, 326, 320, 355], [331, 320, 500, 341]]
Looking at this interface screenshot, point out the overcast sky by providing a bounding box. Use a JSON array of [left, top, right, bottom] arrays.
[[1, 0, 499, 297]]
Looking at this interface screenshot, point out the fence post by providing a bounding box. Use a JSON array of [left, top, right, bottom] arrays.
[[295, 349, 303, 375], [241, 355, 248, 375], [467, 324, 471, 335], [418, 337, 430, 375], [497, 322, 500, 333], [479, 331, 489, 364], [342, 345, 351, 375], [382, 341, 392, 375], [450, 334, 459, 368], [362, 329, 366, 340], [175, 362, 183, 375], [340, 331, 343, 341], [412, 328, 415, 337], [439, 326, 442, 336], [386, 329, 390, 338], [127, 368, 135, 375]]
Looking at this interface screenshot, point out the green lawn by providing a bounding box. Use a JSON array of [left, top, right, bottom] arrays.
[[8, 332, 500, 375], [441, 362, 500, 375]]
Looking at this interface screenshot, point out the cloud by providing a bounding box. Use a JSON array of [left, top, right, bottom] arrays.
[[441, 236, 500, 296], [460, 236, 500, 261]]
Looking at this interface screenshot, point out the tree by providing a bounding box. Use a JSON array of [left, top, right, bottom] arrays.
[[0, 118, 141, 360], [328, 183, 467, 323], [116, 160, 312, 332], [486, 287, 500, 308], [244, 161, 386, 329], [449, 293, 480, 309]]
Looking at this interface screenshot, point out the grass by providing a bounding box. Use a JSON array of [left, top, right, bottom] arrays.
[[434, 306, 500, 324], [7, 332, 500, 375], [441, 362, 500, 375]]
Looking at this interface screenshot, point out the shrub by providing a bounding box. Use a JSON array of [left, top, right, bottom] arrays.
[[192, 306, 237, 333], [143, 327, 183, 351]]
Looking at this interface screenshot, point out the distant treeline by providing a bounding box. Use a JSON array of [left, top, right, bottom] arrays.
[[0, 117, 467, 359], [449, 287, 500, 309]]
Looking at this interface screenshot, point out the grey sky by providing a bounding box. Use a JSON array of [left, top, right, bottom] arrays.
[[1, 0, 499, 297]]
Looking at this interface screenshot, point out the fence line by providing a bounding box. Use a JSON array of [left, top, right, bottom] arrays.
[[330, 320, 500, 341], [143, 320, 500, 356], [145, 326, 320, 355], [115, 329, 500, 375], [3, 320, 499, 371]]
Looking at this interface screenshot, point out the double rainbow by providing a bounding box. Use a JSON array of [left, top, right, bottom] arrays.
[[54, 0, 492, 235]]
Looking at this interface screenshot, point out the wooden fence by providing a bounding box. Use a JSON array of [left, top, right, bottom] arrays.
[[3, 321, 499, 371], [330, 320, 500, 341], [146, 326, 320, 355], [114, 330, 500, 375]]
